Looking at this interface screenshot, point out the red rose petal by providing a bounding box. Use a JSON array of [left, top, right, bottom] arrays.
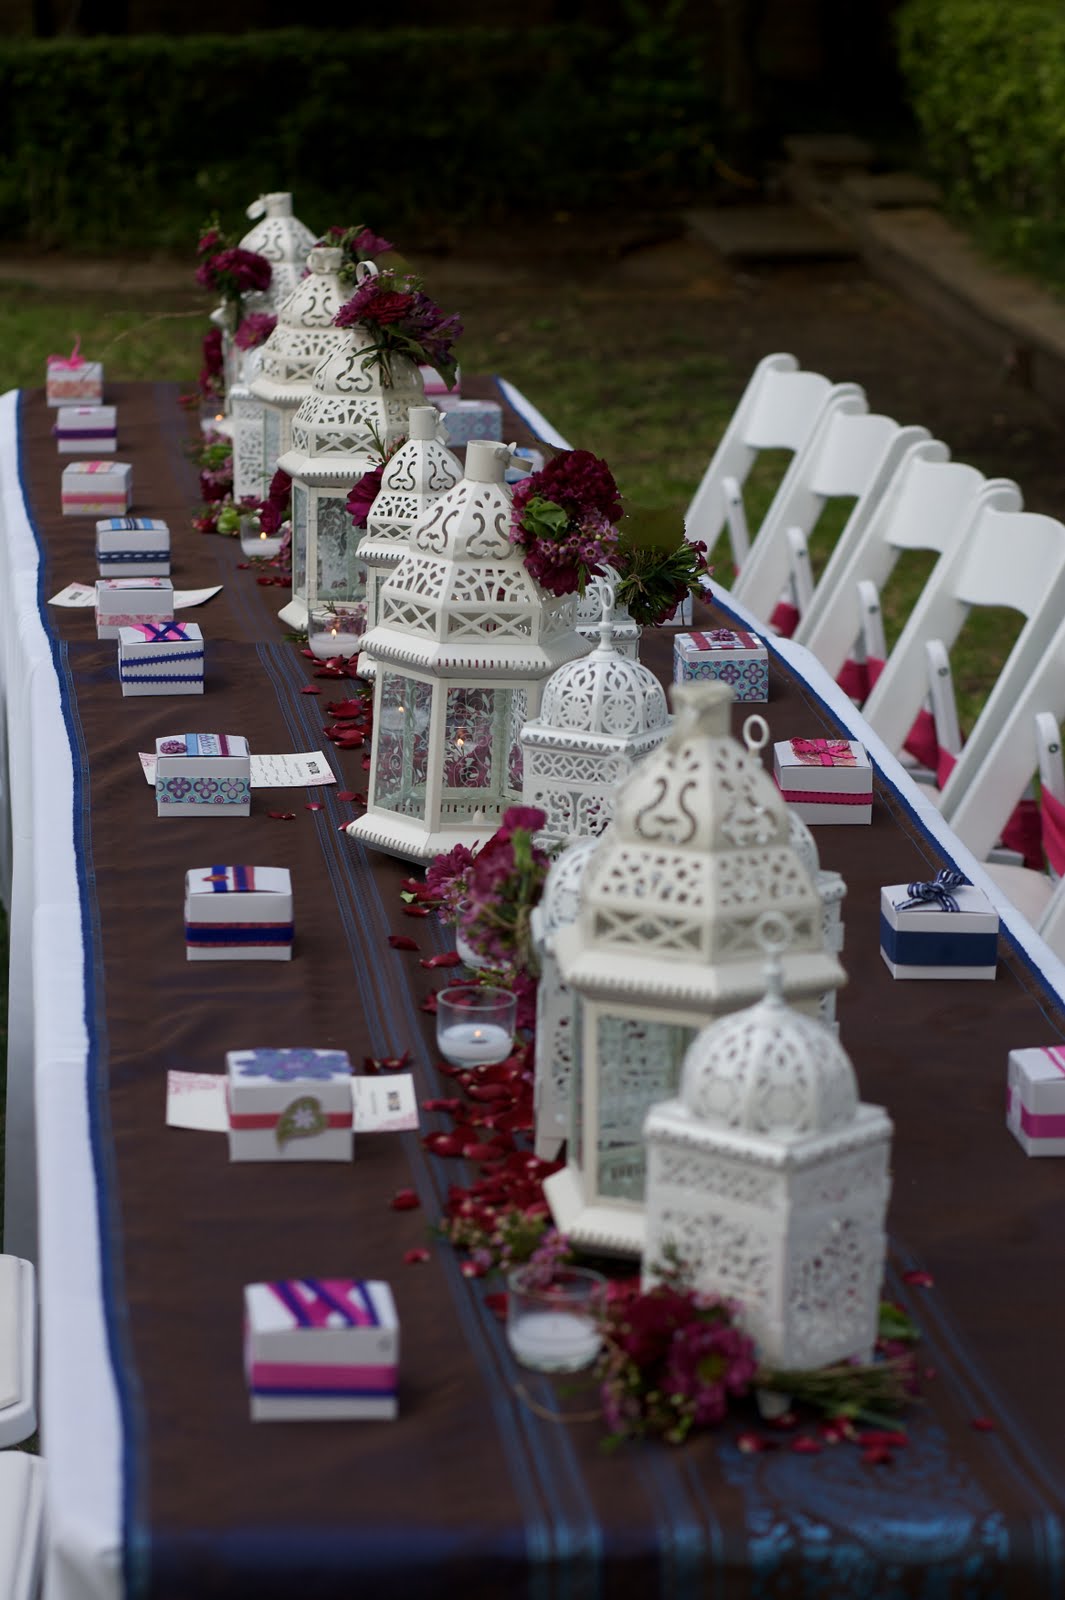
[[902, 1269, 935, 1287], [403, 905, 432, 918], [862, 1445, 894, 1465], [971, 1417, 996, 1432], [300, 685, 322, 695], [466, 1083, 512, 1102], [305, 802, 323, 811], [376, 1053, 411, 1073], [421, 1097, 462, 1113], [326, 700, 368, 719], [336, 790, 360, 802], [464, 1142, 505, 1163], [791, 1437, 821, 1454], [420, 951, 462, 970], [391, 1188, 421, 1211], [420, 993, 439, 1014], [483, 1291, 509, 1320], [461, 1259, 489, 1279], [300, 647, 316, 658], [736, 1433, 771, 1455], [424, 1133, 464, 1157], [857, 1430, 908, 1448], [388, 934, 420, 951], [267, 811, 297, 820], [403, 1247, 431, 1265]]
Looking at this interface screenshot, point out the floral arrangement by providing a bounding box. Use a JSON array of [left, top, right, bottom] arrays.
[[612, 523, 710, 627], [197, 325, 224, 403], [455, 805, 550, 971], [258, 467, 292, 539], [195, 215, 272, 353], [334, 268, 462, 390], [321, 223, 396, 284], [510, 450, 624, 598], [233, 312, 277, 351]]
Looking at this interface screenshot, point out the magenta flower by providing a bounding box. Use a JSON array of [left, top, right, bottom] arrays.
[[510, 450, 623, 597], [234, 312, 277, 350], [663, 1318, 758, 1425], [346, 465, 384, 529], [333, 268, 461, 389], [196, 247, 272, 298]]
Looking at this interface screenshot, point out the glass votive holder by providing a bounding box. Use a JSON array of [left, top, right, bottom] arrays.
[[506, 1265, 606, 1374], [308, 604, 365, 661], [436, 985, 516, 1066], [239, 514, 283, 561]]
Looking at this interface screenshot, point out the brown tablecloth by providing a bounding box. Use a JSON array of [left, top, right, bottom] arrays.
[[20, 382, 1065, 1598]]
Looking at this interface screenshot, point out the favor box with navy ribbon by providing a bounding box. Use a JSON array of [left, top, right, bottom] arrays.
[[96, 577, 174, 640], [880, 880, 998, 980], [244, 1278, 399, 1422], [54, 406, 116, 455], [63, 460, 132, 517], [184, 864, 291, 960], [674, 628, 768, 701], [97, 517, 170, 577], [119, 622, 203, 697], [774, 737, 872, 824], [46, 357, 103, 407], [158, 735, 250, 816], [436, 395, 503, 445], [227, 1047, 353, 1163], [1007, 1045, 1065, 1156]]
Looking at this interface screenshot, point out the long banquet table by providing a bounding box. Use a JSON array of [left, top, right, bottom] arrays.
[[4, 380, 1065, 1600]]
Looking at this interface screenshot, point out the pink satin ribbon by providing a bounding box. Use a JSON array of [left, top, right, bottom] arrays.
[[47, 338, 84, 370], [249, 1362, 396, 1391], [791, 738, 857, 767]]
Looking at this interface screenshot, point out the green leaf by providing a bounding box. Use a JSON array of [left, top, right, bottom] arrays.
[[275, 1094, 328, 1149]]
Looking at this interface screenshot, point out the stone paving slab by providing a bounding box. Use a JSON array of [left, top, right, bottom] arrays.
[[683, 204, 858, 263]]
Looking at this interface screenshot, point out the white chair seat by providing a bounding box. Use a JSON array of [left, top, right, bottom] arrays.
[[0, 1257, 36, 1448], [984, 862, 1056, 925], [0, 1453, 44, 1600]]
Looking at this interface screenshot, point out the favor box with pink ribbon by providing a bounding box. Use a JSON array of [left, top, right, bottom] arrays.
[[54, 405, 116, 455], [1007, 1045, 1065, 1156], [46, 355, 103, 407], [774, 737, 872, 824], [879, 877, 998, 980], [226, 1047, 353, 1163], [674, 628, 768, 700], [97, 516, 170, 577], [96, 576, 174, 640], [119, 622, 203, 697], [63, 460, 131, 517], [436, 395, 503, 445], [184, 864, 291, 960], [160, 736, 251, 816], [244, 1278, 399, 1422]]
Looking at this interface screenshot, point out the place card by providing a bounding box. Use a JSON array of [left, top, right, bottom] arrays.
[[165, 1071, 418, 1133], [139, 750, 336, 787], [50, 582, 223, 608]]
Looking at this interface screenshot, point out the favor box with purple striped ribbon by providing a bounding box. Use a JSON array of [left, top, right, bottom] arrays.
[[244, 1278, 399, 1421], [97, 517, 170, 577], [436, 395, 503, 445], [879, 881, 998, 980], [774, 737, 872, 825], [62, 460, 131, 517], [227, 1048, 353, 1163], [119, 622, 203, 697], [1007, 1046, 1065, 1156], [184, 865, 291, 961], [158, 734, 250, 816], [46, 358, 103, 407], [674, 628, 768, 700], [96, 576, 174, 640], [54, 405, 116, 455]]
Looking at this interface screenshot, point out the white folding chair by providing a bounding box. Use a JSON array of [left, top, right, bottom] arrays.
[[1036, 871, 1065, 959], [0, 1454, 44, 1600], [730, 400, 930, 626], [0, 1256, 36, 1449]]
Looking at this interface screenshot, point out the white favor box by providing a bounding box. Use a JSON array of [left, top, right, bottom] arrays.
[[774, 737, 873, 824], [96, 577, 174, 640], [184, 864, 291, 960], [62, 460, 131, 516], [436, 396, 503, 445], [118, 623, 203, 697], [158, 734, 250, 817], [46, 358, 103, 407], [244, 1279, 399, 1421], [226, 1047, 353, 1163], [54, 405, 116, 454], [97, 517, 170, 577], [879, 880, 999, 980], [1007, 1046, 1065, 1155]]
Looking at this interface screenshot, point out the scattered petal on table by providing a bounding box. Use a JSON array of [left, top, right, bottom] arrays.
[[420, 992, 439, 1014], [857, 1429, 908, 1449], [420, 951, 462, 970], [463, 1142, 505, 1163], [299, 685, 322, 695], [790, 1437, 821, 1455], [902, 1269, 935, 1287], [971, 1417, 996, 1432], [424, 1132, 464, 1157], [422, 1097, 462, 1114], [403, 1247, 431, 1266], [391, 1188, 421, 1212], [267, 811, 297, 820], [305, 802, 323, 812], [336, 790, 361, 802], [388, 934, 420, 951], [736, 1433, 771, 1455], [326, 700, 368, 719], [373, 1052, 412, 1073], [403, 905, 432, 918], [483, 1291, 508, 1320]]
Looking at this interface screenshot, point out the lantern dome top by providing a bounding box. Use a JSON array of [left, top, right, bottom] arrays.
[[252, 247, 353, 403], [539, 835, 601, 940], [537, 599, 667, 741], [679, 940, 858, 1139], [239, 194, 317, 315]]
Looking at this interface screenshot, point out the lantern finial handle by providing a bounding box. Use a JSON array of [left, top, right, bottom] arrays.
[[246, 195, 267, 221], [597, 583, 618, 651], [742, 713, 770, 754], [354, 259, 380, 283]]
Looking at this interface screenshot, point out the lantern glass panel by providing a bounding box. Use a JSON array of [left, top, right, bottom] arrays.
[[263, 407, 281, 486], [506, 688, 527, 791], [317, 494, 366, 603], [595, 1015, 694, 1201], [374, 672, 433, 818], [292, 482, 308, 602], [442, 686, 523, 807]]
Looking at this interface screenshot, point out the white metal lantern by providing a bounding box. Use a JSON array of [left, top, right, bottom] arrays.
[[643, 937, 892, 1370], [543, 680, 845, 1256], [530, 835, 601, 1161], [784, 805, 847, 1030], [576, 566, 641, 659], [346, 439, 589, 861], [244, 245, 353, 502], [238, 192, 317, 316], [230, 345, 268, 502], [357, 405, 464, 681], [276, 265, 424, 632], [520, 594, 670, 846]]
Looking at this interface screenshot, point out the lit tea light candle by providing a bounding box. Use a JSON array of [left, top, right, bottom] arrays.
[[436, 984, 516, 1066], [240, 522, 283, 560], [506, 1265, 606, 1374], [436, 1020, 513, 1066], [309, 606, 363, 661]]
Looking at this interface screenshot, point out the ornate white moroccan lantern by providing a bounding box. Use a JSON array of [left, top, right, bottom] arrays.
[[346, 440, 589, 861], [520, 592, 670, 846], [239, 192, 317, 316], [357, 405, 464, 681], [530, 835, 601, 1161], [242, 244, 353, 502], [643, 926, 892, 1369], [276, 263, 424, 632], [576, 566, 641, 659], [784, 805, 847, 1030], [542, 680, 845, 1256]]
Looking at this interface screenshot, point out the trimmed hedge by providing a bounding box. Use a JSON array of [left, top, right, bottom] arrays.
[[896, 0, 1065, 273], [0, 25, 723, 251]]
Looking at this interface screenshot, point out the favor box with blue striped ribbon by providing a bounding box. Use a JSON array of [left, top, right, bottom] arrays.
[[119, 622, 203, 697], [97, 517, 170, 577], [226, 1048, 353, 1163], [879, 881, 999, 980], [1007, 1045, 1065, 1156], [244, 1278, 399, 1421], [54, 405, 116, 455], [184, 864, 292, 961], [157, 734, 250, 816]]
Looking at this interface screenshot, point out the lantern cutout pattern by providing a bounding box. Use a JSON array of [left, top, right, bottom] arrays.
[[784, 805, 847, 1030], [576, 566, 641, 660], [543, 681, 845, 1257], [357, 405, 464, 682], [239, 193, 317, 317], [243, 244, 353, 502], [276, 261, 424, 632], [643, 919, 892, 1370], [346, 439, 589, 862], [530, 835, 601, 1161], [520, 588, 670, 847]]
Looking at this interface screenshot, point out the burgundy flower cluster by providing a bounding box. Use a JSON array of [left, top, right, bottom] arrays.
[[195, 246, 272, 301], [510, 450, 624, 597], [258, 468, 292, 539], [322, 223, 395, 282], [345, 464, 384, 530], [457, 806, 550, 971], [197, 326, 224, 402], [234, 312, 277, 351], [334, 268, 462, 389]]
